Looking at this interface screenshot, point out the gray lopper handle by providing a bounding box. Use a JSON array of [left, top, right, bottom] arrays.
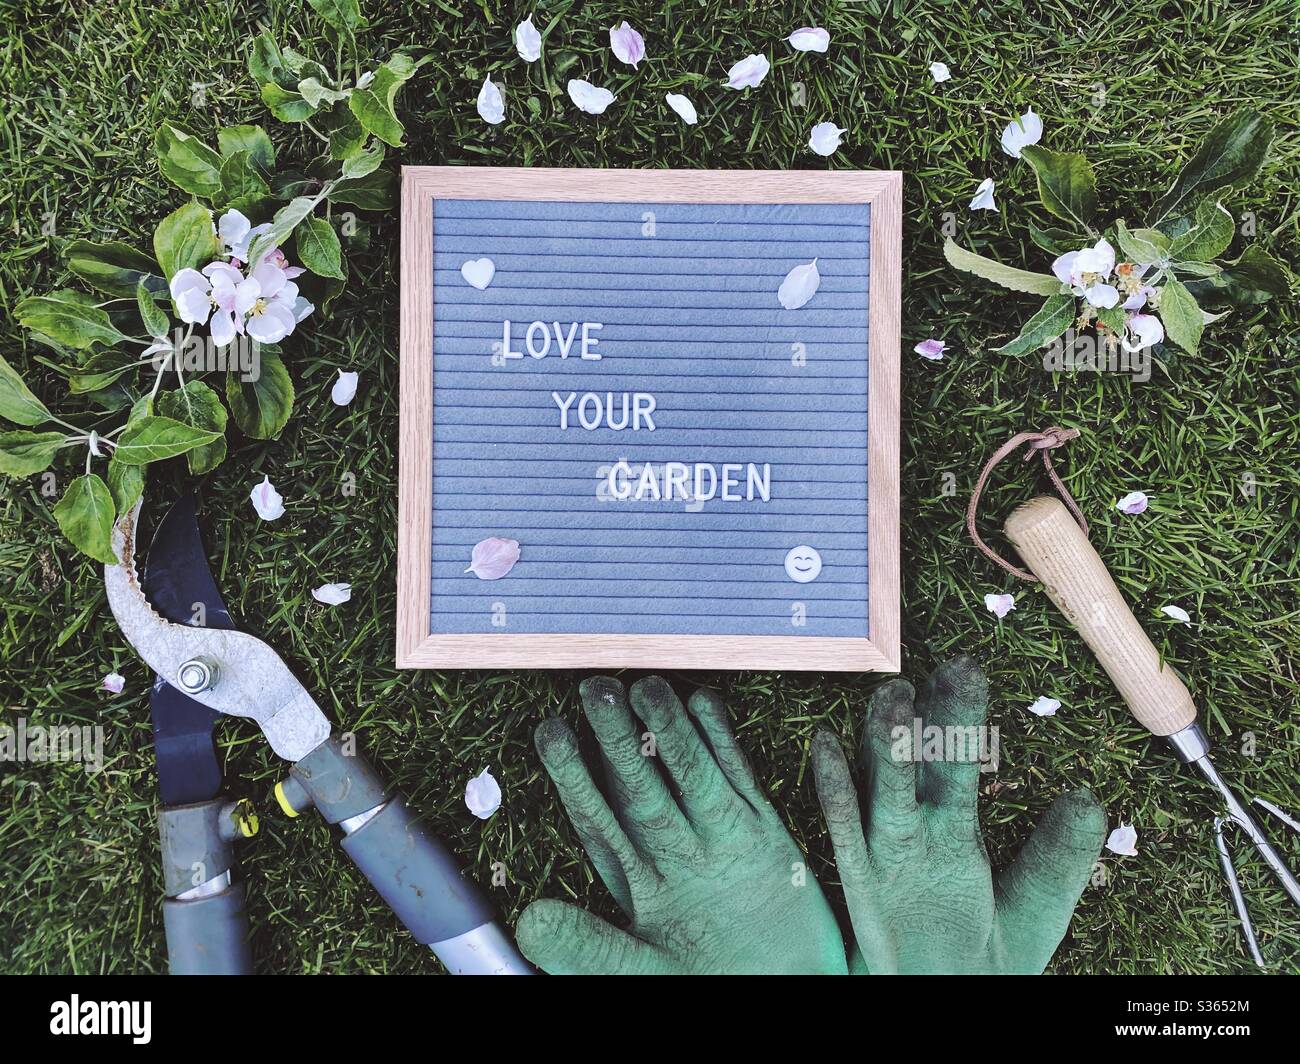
[[281, 737, 531, 974], [163, 880, 254, 975]]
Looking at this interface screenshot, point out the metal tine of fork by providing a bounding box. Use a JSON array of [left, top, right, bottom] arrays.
[[1213, 817, 1265, 969], [1253, 797, 1300, 835]]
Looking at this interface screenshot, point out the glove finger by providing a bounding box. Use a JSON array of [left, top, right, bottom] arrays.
[[580, 676, 691, 852], [860, 678, 921, 851], [685, 687, 768, 812], [630, 676, 745, 832], [914, 656, 988, 828], [810, 730, 872, 897], [994, 788, 1106, 973], [534, 717, 656, 910], [516, 899, 672, 975]]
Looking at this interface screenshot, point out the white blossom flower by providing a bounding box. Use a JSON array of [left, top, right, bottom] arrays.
[[726, 54, 770, 90], [169, 268, 211, 325], [1053, 239, 1120, 309], [1123, 312, 1165, 352]]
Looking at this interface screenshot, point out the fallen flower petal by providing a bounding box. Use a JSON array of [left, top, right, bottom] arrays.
[[789, 27, 830, 53], [914, 338, 946, 361], [515, 16, 542, 63], [1123, 312, 1164, 353], [984, 592, 1016, 618], [312, 582, 352, 606], [1106, 824, 1139, 856], [476, 75, 505, 125], [726, 53, 770, 90], [1000, 106, 1043, 158], [1161, 604, 1192, 626], [609, 21, 645, 67], [466, 537, 521, 580], [665, 92, 698, 125], [969, 178, 998, 212], [1028, 696, 1061, 717], [1116, 490, 1149, 515], [465, 768, 502, 819], [102, 672, 125, 694], [330, 369, 359, 406], [568, 78, 616, 114], [808, 121, 846, 157], [777, 260, 821, 310], [249, 475, 285, 521], [928, 61, 951, 83]]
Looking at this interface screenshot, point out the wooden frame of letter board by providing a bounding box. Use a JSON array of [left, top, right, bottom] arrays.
[[398, 167, 901, 671]]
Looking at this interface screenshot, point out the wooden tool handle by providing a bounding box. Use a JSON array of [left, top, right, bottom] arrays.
[[1003, 495, 1197, 737]]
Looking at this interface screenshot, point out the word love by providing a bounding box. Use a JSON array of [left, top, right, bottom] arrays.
[[501, 319, 603, 360]]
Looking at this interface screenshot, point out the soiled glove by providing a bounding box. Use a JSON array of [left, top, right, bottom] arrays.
[[517, 676, 849, 974], [811, 656, 1106, 974]]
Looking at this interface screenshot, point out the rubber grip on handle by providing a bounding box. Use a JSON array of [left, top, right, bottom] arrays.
[[162, 880, 253, 975], [1003, 495, 1198, 737], [340, 796, 495, 947]]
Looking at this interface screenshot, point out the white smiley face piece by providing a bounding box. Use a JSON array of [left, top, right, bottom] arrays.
[[784, 545, 823, 583]]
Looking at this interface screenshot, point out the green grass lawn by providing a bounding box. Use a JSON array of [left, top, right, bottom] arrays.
[[2, 0, 1298, 974]]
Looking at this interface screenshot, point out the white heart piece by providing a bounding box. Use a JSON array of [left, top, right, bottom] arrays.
[[461, 258, 495, 290]]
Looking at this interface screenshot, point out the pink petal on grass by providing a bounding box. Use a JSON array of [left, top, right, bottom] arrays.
[[914, 338, 946, 361], [1116, 490, 1148, 515], [984, 593, 1016, 619], [466, 537, 521, 580], [609, 21, 645, 67], [102, 672, 125, 694]]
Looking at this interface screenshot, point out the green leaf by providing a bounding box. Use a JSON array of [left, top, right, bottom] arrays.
[[219, 149, 272, 205], [217, 124, 275, 171], [1026, 222, 1079, 256], [54, 474, 117, 564], [137, 279, 170, 339], [249, 33, 292, 88], [348, 53, 420, 147], [157, 381, 228, 474], [65, 240, 163, 297], [15, 290, 129, 351], [1021, 146, 1097, 231], [1168, 200, 1235, 262], [996, 293, 1076, 357], [113, 415, 222, 466], [943, 238, 1064, 296], [1115, 220, 1169, 266], [106, 457, 143, 515], [295, 216, 345, 279], [298, 77, 349, 109], [306, 0, 367, 32], [1184, 245, 1292, 310], [0, 430, 66, 476], [246, 196, 319, 265], [323, 105, 367, 161], [341, 140, 384, 179], [155, 124, 223, 198], [261, 81, 318, 123], [1095, 305, 1126, 333], [226, 350, 293, 439], [327, 168, 395, 210], [1159, 278, 1204, 355], [1148, 109, 1274, 227], [153, 202, 218, 281]]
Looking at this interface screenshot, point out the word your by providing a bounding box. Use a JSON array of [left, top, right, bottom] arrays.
[[501, 320, 603, 360], [553, 391, 655, 430], [890, 719, 1000, 773], [606, 460, 772, 503], [0, 717, 104, 774], [50, 996, 151, 1044], [1043, 329, 1151, 382]]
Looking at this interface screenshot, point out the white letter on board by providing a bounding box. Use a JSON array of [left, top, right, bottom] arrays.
[[553, 391, 576, 429], [580, 322, 603, 360], [578, 393, 602, 430], [721, 464, 742, 501], [694, 464, 717, 502], [633, 393, 656, 431], [501, 320, 523, 359], [664, 462, 689, 501], [608, 460, 632, 500], [748, 464, 771, 502], [526, 321, 550, 358], [553, 321, 579, 358]]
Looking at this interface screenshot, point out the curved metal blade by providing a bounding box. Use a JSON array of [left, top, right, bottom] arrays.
[[106, 503, 330, 763]]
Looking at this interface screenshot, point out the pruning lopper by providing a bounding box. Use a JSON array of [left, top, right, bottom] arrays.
[[106, 495, 531, 975]]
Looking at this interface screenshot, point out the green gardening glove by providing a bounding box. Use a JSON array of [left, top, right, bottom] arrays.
[[516, 676, 849, 974], [811, 656, 1106, 974]]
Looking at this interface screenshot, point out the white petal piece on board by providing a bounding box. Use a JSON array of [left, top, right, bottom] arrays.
[[476, 75, 505, 125], [567, 78, 616, 115], [808, 122, 846, 157], [460, 258, 495, 290], [665, 92, 698, 125], [515, 17, 542, 63], [465, 768, 503, 819], [788, 27, 830, 53], [249, 475, 285, 521], [312, 582, 352, 606], [465, 537, 521, 580], [330, 370, 358, 406], [778, 259, 821, 310]]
